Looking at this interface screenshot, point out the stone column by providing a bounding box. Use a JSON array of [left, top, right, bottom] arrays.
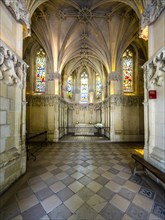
[[110, 97, 115, 141], [89, 89, 94, 104], [64, 105, 68, 134], [54, 97, 59, 142], [143, 47, 165, 172]]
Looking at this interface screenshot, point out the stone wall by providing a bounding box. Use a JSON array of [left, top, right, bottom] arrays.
[[0, 41, 27, 194], [26, 95, 68, 142], [102, 96, 144, 141], [0, 0, 29, 194], [142, 5, 165, 174], [143, 47, 165, 172]]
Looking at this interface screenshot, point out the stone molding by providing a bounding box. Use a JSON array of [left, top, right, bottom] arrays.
[[27, 94, 143, 108], [2, 0, 31, 38], [140, 0, 165, 36], [0, 40, 28, 88], [143, 47, 165, 89], [26, 95, 68, 107], [67, 102, 101, 111], [111, 95, 144, 106]]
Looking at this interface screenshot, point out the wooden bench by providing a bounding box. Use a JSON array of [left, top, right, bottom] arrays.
[[26, 131, 47, 161], [131, 154, 165, 183]]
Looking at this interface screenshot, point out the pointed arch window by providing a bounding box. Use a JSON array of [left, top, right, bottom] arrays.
[[96, 73, 102, 99], [123, 49, 134, 93], [81, 72, 88, 102], [36, 49, 46, 93], [67, 74, 73, 98]]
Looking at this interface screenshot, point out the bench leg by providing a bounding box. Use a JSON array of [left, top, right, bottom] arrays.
[[133, 161, 145, 175], [27, 144, 36, 161]]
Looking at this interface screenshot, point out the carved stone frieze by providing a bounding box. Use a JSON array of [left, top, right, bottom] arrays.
[[140, 0, 165, 38], [2, 0, 31, 38], [0, 40, 28, 87], [26, 95, 68, 107], [143, 47, 165, 89], [67, 102, 101, 111], [111, 96, 144, 106]]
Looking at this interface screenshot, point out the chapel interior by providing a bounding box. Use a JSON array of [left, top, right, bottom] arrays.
[[0, 0, 165, 219]]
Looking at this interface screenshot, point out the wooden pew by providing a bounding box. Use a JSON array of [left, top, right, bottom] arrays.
[[131, 154, 165, 183]]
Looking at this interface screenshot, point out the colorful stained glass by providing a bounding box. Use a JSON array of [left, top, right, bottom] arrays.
[[123, 49, 133, 92], [96, 73, 102, 98], [36, 49, 46, 93], [67, 74, 73, 98], [81, 72, 88, 102]]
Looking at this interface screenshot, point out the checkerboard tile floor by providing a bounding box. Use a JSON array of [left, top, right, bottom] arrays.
[[1, 142, 165, 220]]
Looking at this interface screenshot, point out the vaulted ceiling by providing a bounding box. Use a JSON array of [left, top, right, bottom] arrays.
[[24, 0, 147, 76]]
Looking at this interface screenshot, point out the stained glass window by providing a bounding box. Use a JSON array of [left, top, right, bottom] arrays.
[[81, 72, 88, 102], [36, 49, 46, 93], [67, 74, 73, 98], [96, 73, 102, 99], [123, 49, 134, 92]]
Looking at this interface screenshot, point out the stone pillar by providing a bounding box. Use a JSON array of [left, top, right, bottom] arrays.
[[143, 47, 165, 172], [54, 97, 59, 142], [109, 72, 122, 95], [89, 89, 94, 104], [64, 105, 68, 134], [110, 97, 115, 141]]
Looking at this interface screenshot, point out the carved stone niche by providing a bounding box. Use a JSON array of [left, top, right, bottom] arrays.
[[0, 40, 28, 87]]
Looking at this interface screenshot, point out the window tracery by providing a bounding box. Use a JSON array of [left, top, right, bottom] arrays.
[[81, 72, 88, 102], [36, 49, 46, 93], [123, 49, 134, 93], [96, 73, 102, 99], [67, 74, 73, 98]]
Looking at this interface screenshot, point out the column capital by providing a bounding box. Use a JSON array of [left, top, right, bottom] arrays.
[[108, 72, 122, 81], [47, 72, 61, 81]]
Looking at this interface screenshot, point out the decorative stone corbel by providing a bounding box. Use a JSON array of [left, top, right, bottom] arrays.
[[2, 0, 31, 38], [140, 0, 165, 40]]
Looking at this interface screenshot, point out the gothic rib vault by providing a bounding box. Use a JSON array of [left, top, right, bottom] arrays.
[[23, 0, 148, 80]]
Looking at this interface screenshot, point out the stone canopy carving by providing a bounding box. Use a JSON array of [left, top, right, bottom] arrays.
[[2, 0, 31, 37], [0, 40, 28, 87], [143, 47, 165, 89], [140, 0, 165, 39]]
